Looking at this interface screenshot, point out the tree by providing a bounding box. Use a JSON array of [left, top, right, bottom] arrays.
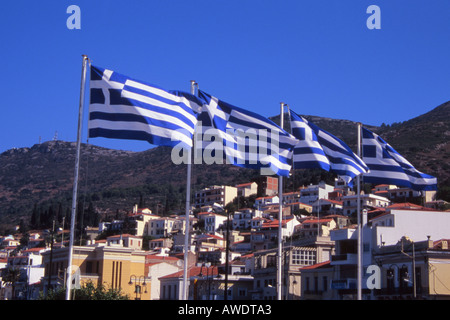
[[1, 267, 21, 299], [31, 203, 40, 229], [40, 281, 130, 300]]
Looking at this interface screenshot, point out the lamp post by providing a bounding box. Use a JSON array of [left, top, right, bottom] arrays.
[[387, 263, 414, 298], [128, 275, 147, 300], [199, 263, 219, 300], [387, 264, 399, 295], [401, 239, 416, 299]]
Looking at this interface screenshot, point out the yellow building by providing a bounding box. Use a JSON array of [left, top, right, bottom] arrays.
[[42, 240, 150, 300], [374, 238, 450, 300], [194, 185, 238, 208]]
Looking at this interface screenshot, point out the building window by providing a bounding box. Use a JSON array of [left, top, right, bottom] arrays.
[[386, 268, 395, 292], [267, 255, 277, 267], [111, 261, 122, 289], [86, 261, 93, 274], [363, 243, 370, 252], [291, 250, 316, 265]]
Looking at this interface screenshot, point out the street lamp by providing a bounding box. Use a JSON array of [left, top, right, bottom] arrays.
[[387, 263, 413, 297], [128, 275, 147, 300], [199, 263, 220, 300], [401, 238, 417, 299]]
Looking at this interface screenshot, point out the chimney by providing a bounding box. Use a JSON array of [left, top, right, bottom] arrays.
[[427, 236, 433, 248], [362, 209, 368, 227]]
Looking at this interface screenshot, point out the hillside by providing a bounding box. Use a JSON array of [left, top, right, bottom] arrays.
[[0, 141, 259, 231], [378, 101, 450, 184], [0, 101, 449, 232]]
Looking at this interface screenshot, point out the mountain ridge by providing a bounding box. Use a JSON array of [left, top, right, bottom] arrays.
[[1, 101, 449, 232]]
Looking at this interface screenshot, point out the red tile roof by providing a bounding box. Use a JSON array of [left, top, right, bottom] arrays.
[[159, 265, 218, 279], [236, 182, 255, 187], [300, 260, 331, 270], [302, 218, 333, 224]]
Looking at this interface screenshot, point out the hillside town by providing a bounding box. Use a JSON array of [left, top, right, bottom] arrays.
[[1, 176, 449, 300]]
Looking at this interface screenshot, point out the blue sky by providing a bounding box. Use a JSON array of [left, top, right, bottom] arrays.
[[1, 0, 449, 153]]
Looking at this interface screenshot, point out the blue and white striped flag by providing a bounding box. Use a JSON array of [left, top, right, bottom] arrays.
[[289, 110, 331, 171], [362, 127, 437, 191], [289, 110, 369, 185], [196, 90, 299, 176], [89, 65, 202, 149]]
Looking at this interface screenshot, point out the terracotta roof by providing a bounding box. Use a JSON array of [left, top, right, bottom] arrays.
[[236, 182, 255, 187], [302, 218, 333, 224], [146, 254, 179, 263], [387, 202, 423, 209], [255, 196, 277, 200], [318, 199, 343, 205], [433, 239, 450, 250], [197, 234, 224, 241], [22, 247, 46, 253], [287, 202, 312, 207], [159, 266, 218, 279], [300, 260, 331, 270], [107, 234, 142, 239], [262, 219, 293, 228]]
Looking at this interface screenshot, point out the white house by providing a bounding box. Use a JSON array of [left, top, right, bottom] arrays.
[[312, 198, 344, 215], [341, 194, 390, 216], [106, 234, 143, 249], [148, 217, 176, 238], [147, 260, 181, 300], [5, 247, 47, 299], [254, 196, 279, 210], [194, 185, 238, 208], [236, 182, 258, 198], [299, 181, 334, 205], [159, 266, 208, 300], [330, 208, 450, 298], [371, 208, 450, 246], [202, 213, 228, 234], [261, 218, 300, 240], [232, 208, 262, 230]]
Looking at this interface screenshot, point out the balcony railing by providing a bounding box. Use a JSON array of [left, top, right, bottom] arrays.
[[330, 253, 357, 265]]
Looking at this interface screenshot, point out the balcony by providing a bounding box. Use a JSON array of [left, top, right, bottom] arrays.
[[374, 286, 424, 299], [330, 253, 357, 265], [331, 278, 357, 290], [303, 289, 324, 299], [330, 228, 356, 241]]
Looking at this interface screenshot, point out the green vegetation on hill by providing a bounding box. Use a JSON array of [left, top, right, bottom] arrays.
[[1, 101, 449, 233]]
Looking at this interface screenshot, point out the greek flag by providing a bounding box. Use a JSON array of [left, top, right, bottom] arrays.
[[196, 90, 299, 176], [362, 127, 437, 191], [88, 65, 202, 149], [289, 110, 369, 184], [289, 110, 331, 171]]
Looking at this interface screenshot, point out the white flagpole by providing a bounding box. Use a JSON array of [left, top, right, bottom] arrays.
[[356, 122, 362, 300], [277, 102, 286, 300], [182, 80, 196, 300], [66, 54, 88, 300]]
